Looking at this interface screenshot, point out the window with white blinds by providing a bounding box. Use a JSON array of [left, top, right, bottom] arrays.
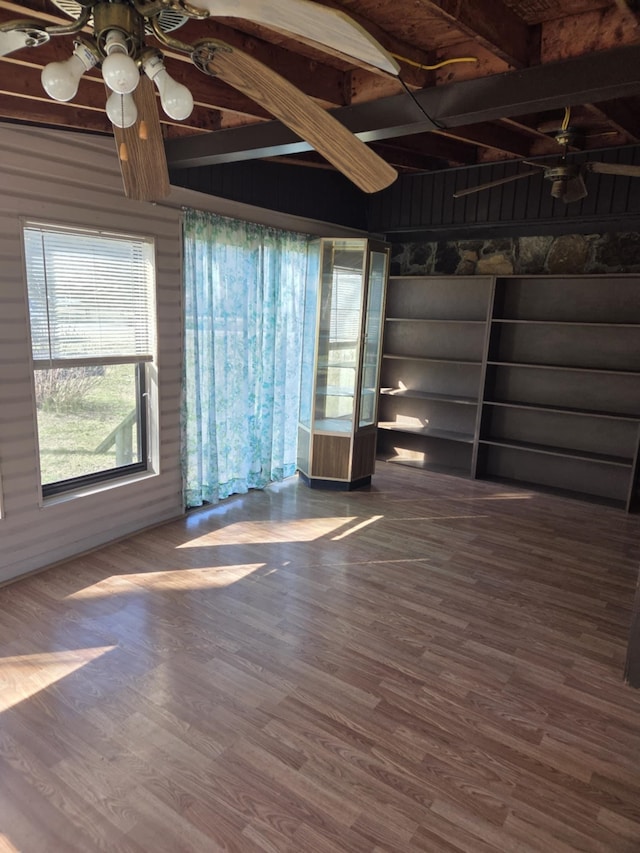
[[22, 222, 156, 497], [23, 223, 155, 367]]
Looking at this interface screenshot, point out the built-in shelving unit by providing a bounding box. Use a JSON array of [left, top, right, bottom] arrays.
[[377, 276, 493, 476], [377, 273, 640, 511]]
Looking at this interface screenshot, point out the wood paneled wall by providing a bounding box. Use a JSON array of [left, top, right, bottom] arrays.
[[170, 160, 368, 231], [0, 123, 184, 584], [368, 145, 640, 240]]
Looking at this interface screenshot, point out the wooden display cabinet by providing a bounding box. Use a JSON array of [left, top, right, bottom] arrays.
[[297, 238, 389, 489]]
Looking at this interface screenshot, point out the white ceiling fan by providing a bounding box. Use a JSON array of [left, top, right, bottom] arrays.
[[0, 0, 400, 200]]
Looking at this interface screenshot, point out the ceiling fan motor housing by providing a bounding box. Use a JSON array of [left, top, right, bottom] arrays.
[[93, 2, 143, 57]]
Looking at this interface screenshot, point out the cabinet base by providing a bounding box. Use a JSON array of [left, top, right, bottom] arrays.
[[298, 472, 372, 491]]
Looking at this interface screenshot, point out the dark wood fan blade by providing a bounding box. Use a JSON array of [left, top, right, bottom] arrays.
[[586, 161, 640, 177], [112, 76, 170, 201], [199, 42, 397, 194], [453, 169, 542, 199], [192, 0, 399, 75], [561, 174, 587, 203]]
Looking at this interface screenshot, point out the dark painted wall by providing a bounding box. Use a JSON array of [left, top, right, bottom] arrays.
[[171, 143, 640, 242], [170, 160, 368, 230], [369, 144, 640, 242]]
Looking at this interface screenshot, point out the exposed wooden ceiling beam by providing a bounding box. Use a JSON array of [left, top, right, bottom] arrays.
[[166, 43, 640, 169], [413, 0, 532, 68], [540, 4, 640, 63], [433, 123, 533, 158], [380, 131, 476, 165], [588, 100, 640, 143], [368, 142, 451, 171], [0, 92, 111, 132]]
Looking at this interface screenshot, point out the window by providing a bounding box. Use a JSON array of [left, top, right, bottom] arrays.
[[23, 222, 156, 497]]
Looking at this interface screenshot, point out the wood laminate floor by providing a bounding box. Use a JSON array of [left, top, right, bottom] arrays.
[[1, 464, 640, 852]]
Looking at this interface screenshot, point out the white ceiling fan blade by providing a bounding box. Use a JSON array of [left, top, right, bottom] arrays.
[[0, 25, 48, 57], [195, 41, 397, 192], [191, 0, 399, 75]]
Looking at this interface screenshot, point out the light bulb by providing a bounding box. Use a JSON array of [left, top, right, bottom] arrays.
[[41, 42, 96, 102], [143, 54, 193, 121], [105, 91, 138, 128], [102, 51, 139, 95], [154, 68, 194, 120], [101, 30, 139, 95]]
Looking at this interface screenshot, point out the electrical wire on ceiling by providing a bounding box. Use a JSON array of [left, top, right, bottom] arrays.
[[390, 54, 479, 132], [392, 54, 478, 71]]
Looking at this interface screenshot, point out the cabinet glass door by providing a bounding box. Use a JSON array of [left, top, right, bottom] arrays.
[[314, 240, 365, 432], [359, 249, 388, 427]]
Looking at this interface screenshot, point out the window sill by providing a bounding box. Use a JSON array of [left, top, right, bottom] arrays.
[[40, 468, 158, 508]]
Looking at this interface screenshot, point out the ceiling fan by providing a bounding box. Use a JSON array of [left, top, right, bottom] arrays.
[[0, 0, 400, 200], [453, 108, 640, 204]]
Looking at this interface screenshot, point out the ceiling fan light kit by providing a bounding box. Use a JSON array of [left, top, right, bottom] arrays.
[[0, 0, 400, 199]]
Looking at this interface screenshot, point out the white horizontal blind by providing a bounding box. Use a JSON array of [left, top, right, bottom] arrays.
[[330, 269, 363, 343], [24, 223, 156, 366]]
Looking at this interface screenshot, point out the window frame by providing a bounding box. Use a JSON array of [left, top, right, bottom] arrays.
[[22, 220, 157, 499]]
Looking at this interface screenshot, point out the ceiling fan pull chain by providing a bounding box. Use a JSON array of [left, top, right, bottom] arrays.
[[118, 95, 129, 163]]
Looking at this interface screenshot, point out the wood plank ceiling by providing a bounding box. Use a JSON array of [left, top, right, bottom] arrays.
[[1, 0, 639, 182]]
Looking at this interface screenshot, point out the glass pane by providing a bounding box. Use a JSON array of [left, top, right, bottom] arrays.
[[35, 363, 142, 487], [314, 240, 364, 431], [299, 242, 320, 429], [24, 226, 155, 362], [359, 250, 388, 427]]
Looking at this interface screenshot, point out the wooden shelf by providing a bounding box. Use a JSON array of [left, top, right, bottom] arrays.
[[385, 354, 481, 365], [379, 423, 474, 443], [492, 319, 640, 328], [386, 318, 485, 325], [479, 438, 633, 468], [378, 455, 471, 477], [487, 360, 640, 377], [481, 475, 627, 509], [380, 388, 478, 405], [483, 399, 640, 422]]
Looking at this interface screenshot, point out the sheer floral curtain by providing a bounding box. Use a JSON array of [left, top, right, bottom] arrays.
[[181, 209, 310, 508]]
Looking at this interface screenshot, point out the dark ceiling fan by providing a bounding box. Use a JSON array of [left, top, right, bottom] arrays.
[[453, 108, 640, 204], [0, 0, 400, 200]]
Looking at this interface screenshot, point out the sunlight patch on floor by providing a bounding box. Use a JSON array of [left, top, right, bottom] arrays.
[[177, 517, 358, 547], [0, 646, 116, 712], [331, 514, 384, 540], [65, 564, 265, 599]]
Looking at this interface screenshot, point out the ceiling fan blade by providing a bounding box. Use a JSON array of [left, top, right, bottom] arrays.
[[112, 76, 170, 201], [561, 173, 588, 203], [453, 169, 542, 199], [196, 41, 397, 193], [0, 23, 49, 57], [191, 0, 399, 75], [586, 161, 640, 177]]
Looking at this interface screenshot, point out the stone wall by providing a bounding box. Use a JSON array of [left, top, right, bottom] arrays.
[[390, 232, 640, 276]]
